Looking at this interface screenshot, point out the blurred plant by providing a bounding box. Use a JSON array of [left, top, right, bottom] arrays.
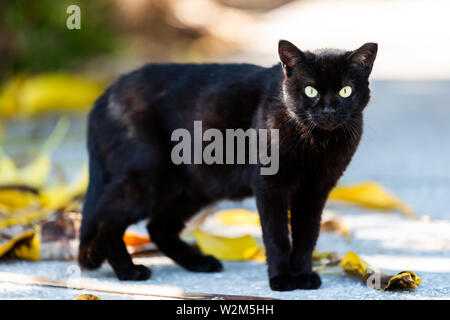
[[0, 0, 118, 80]]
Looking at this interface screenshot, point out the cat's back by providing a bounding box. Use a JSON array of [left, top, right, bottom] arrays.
[[98, 62, 274, 131], [139, 62, 265, 82], [116, 62, 266, 94]]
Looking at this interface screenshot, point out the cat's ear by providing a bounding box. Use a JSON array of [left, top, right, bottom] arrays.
[[278, 40, 305, 77], [348, 43, 378, 75]]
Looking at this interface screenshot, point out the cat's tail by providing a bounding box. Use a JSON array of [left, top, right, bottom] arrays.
[[78, 93, 109, 269]]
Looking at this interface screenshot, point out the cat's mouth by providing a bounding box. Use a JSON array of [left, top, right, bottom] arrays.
[[297, 111, 347, 132], [311, 118, 344, 131]]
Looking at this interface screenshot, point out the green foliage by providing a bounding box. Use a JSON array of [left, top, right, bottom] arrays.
[[0, 0, 118, 79]]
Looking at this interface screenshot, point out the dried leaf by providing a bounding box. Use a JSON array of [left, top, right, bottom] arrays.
[[214, 208, 260, 226], [320, 217, 351, 241], [0, 188, 41, 213], [12, 229, 40, 261], [0, 223, 39, 261], [74, 294, 101, 300], [123, 232, 151, 247], [329, 182, 416, 218], [340, 251, 421, 291], [214, 209, 351, 241], [194, 229, 263, 261], [0, 76, 24, 117], [0, 73, 105, 117]]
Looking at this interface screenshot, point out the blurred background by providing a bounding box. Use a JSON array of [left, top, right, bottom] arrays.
[[0, 0, 450, 299]]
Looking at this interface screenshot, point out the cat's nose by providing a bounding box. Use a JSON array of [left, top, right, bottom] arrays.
[[322, 106, 336, 115]]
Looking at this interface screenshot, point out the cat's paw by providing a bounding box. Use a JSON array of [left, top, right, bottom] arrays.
[[295, 272, 321, 289], [116, 264, 152, 281], [183, 255, 223, 272], [269, 274, 297, 291], [78, 245, 104, 270]]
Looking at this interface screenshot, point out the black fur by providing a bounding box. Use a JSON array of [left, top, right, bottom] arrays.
[[79, 40, 377, 290]]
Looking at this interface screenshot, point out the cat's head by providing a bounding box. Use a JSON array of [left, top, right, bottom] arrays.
[[278, 40, 377, 131]]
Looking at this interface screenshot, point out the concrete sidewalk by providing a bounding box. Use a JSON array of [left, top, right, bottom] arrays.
[[0, 208, 449, 299]]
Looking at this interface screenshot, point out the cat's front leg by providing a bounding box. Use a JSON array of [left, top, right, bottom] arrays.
[[254, 181, 294, 291], [289, 183, 330, 289]]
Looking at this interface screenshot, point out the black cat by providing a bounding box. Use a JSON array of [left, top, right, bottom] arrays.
[[79, 40, 377, 291]]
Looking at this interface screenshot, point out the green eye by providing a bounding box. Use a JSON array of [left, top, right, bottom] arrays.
[[304, 86, 318, 98], [339, 86, 352, 98]]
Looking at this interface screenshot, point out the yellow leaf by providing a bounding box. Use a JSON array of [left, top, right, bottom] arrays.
[[0, 189, 41, 213], [385, 271, 421, 290], [15, 73, 105, 116], [329, 182, 416, 218], [194, 229, 263, 261], [74, 294, 101, 300], [340, 251, 421, 291], [251, 248, 266, 262], [13, 229, 40, 261], [0, 75, 24, 117], [40, 185, 71, 212], [0, 224, 35, 258], [340, 251, 374, 277], [0, 223, 39, 261], [214, 209, 260, 226]]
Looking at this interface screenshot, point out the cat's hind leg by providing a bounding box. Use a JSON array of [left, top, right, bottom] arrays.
[[147, 195, 223, 272], [80, 177, 152, 280]]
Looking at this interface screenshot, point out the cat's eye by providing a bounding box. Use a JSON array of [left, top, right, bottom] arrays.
[[339, 86, 352, 98], [304, 86, 318, 98]]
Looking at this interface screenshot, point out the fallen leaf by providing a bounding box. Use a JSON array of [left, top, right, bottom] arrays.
[[12, 229, 40, 261], [74, 294, 101, 300], [320, 217, 351, 242], [0, 75, 24, 117], [194, 229, 263, 261], [340, 251, 421, 291], [214, 208, 260, 226], [0, 73, 105, 117], [214, 208, 351, 241], [0, 223, 39, 261], [0, 188, 41, 213], [329, 182, 416, 218], [123, 232, 151, 247]]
